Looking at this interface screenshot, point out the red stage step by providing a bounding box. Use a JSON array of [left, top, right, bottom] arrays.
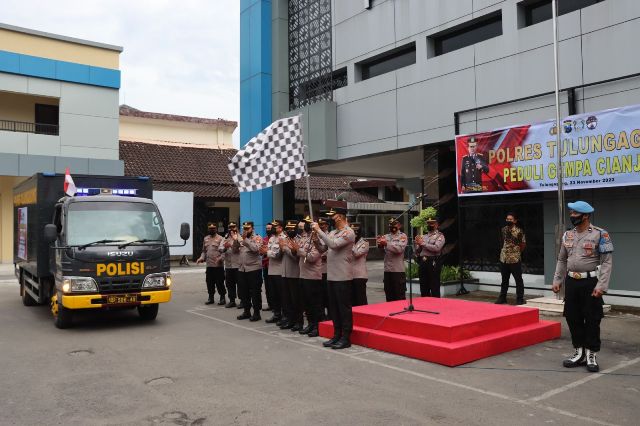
[[319, 297, 561, 366]]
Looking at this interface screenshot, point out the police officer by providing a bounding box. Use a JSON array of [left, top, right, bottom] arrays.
[[262, 223, 274, 311], [415, 217, 445, 297], [280, 220, 303, 330], [553, 201, 613, 373], [377, 218, 408, 302], [297, 216, 323, 337], [312, 207, 355, 350], [318, 217, 330, 319], [460, 137, 489, 193], [351, 222, 369, 306], [196, 223, 226, 305], [219, 221, 240, 308], [234, 221, 264, 322], [265, 220, 285, 324]]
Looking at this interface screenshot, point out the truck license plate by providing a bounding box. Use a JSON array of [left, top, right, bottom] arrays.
[[106, 294, 138, 304]]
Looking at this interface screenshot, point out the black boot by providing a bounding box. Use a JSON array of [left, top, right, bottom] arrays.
[[265, 315, 281, 324], [276, 317, 287, 327], [225, 300, 236, 308], [218, 296, 226, 306], [279, 320, 294, 330], [516, 298, 525, 305], [291, 323, 303, 332], [237, 310, 251, 320], [494, 295, 507, 304], [307, 324, 319, 337], [586, 349, 599, 373], [250, 311, 261, 322], [299, 323, 313, 334], [563, 347, 586, 368], [331, 336, 351, 350], [323, 336, 340, 347], [205, 298, 215, 305]]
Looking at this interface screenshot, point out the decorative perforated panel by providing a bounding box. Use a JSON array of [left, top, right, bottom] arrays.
[[288, 0, 340, 110]]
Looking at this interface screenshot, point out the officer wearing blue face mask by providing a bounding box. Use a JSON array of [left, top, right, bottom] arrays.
[[552, 201, 613, 373]]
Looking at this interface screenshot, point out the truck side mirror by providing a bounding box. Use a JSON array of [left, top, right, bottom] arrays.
[[44, 224, 58, 244], [180, 223, 190, 241]]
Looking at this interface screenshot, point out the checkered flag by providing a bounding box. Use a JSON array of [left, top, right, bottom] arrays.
[[229, 115, 308, 192]]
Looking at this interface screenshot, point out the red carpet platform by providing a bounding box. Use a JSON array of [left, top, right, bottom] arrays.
[[318, 298, 561, 366]]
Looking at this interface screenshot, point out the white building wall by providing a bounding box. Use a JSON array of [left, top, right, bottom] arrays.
[[330, 0, 640, 160], [0, 73, 119, 161]]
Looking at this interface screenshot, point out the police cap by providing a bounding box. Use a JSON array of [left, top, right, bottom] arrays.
[[285, 220, 298, 229], [326, 207, 348, 216], [567, 201, 594, 214]]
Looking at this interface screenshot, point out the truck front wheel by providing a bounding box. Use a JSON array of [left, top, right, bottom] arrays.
[[51, 295, 73, 329], [138, 304, 159, 321]]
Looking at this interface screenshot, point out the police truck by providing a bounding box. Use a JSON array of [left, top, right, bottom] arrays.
[[14, 173, 189, 328]]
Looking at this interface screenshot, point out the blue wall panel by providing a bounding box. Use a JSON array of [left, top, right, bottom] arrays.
[[89, 66, 121, 88], [240, 0, 273, 232], [0, 50, 120, 89], [56, 61, 91, 83], [0, 50, 20, 73], [20, 55, 56, 79]]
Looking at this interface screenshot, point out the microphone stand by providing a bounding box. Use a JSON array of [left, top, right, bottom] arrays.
[[389, 194, 439, 317]]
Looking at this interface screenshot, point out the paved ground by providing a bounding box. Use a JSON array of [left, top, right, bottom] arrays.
[[0, 267, 639, 426]]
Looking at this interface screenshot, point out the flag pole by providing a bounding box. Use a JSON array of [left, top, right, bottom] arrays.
[[302, 143, 313, 222], [552, 0, 565, 299], [298, 113, 314, 222]]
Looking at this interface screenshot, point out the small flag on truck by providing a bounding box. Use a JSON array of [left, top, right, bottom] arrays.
[[64, 168, 77, 196]]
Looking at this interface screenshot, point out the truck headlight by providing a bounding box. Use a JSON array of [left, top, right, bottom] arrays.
[[62, 277, 98, 293], [142, 272, 171, 288]]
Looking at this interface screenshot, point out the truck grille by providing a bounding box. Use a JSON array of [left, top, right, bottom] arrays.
[[96, 277, 143, 293]]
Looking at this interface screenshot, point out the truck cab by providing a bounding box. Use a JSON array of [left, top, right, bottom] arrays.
[[50, 195, 183, 328], [14, 173, 189, 328]]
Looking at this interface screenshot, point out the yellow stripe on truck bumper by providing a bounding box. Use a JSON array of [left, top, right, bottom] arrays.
[[61, 290, 171, 310]]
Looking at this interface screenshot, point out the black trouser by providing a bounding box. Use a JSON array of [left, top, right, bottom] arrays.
[[268, 275, 283, 318], [279, 275, 292, 322], [328, 280, 353, 339], [237, 270, 262, 314], [321, 273, 329, 317], [419, 257, 442, 298], [285, 277, 303, 326], [302, 279, 323, 326], [564, 276, 603, 352], [205, 267, 225, 299], [383, 272, 406, 302], [352, 278, 368, 306], [225, 268, 238, 301], [499, 261, 524, 301], [264, 268, 274, 308]]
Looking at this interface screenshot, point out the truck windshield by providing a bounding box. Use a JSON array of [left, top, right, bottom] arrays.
[[66, 201, 166, 246]]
